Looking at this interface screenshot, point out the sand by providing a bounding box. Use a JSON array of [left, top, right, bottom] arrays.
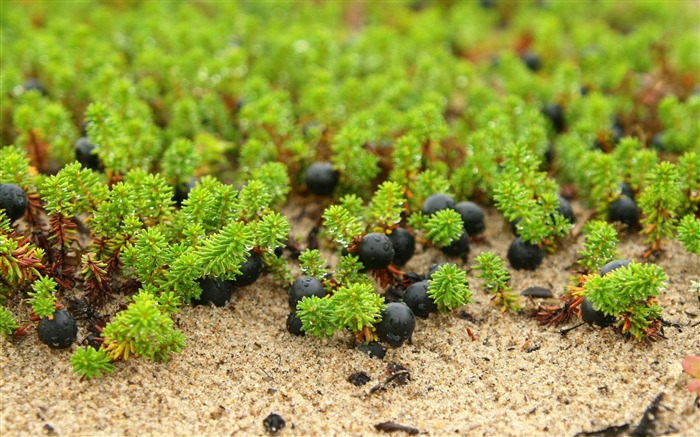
[[1, 200, 699, 436]]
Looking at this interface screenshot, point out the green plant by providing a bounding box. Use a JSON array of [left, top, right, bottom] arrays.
[[427, 263, 472, 313], [581, 262, 666, 340], [577, 220, 620, 274], [677, 214, 700, 255], [473, 252, 521, 312], [70, 346, 115, 381], [638, 161, 683, 255], [27, 275, 58, 319], [0, 306, 19, 336]]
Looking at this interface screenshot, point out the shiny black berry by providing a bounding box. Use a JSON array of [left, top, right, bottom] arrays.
[[542, 102, 565, 132], [288, 276, 326, 309], [441, 230, 470, 257], [74, 137, 101, 170], [403, 280, 437, 318], [305, 162, 338, 196], [263, 413, 286, 434], [599, 259, 630, 276], [609, 195, 638, 228], [286, 311, 305, 336], [557, 194, 575, 224], [616, 182, 634, 200], [375, 302, 415, 348], [0, 183, 28, 222], [37, 309, 78, 349], [358, 232, 394, 270], [454, 201, 485, 236], [231, 251, 263, 287], [421, 193, 455, 216], [580, 297, 615, 327], [507, 237, 544, 270], [388, 227, 415, 266], [193, 278, 232, 307]]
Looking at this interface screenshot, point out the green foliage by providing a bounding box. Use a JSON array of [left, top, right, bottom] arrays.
[[657, 95, 700, 153], [578, 150, 620, 218], [70, 346, 115, 380], [0, 306, 19, 336], [250, 162, 290, 207], [296, 296, 337, 338], [369, 181, 406, 231], [0, 224, 44, 289], [583, 262, 666, 340], [322, 205, 364, 246], [677, 214, 700, 255], [330, 126, 380, 196], [27, 276, 58, 319], [493, 142, 571, 248], [473, 252, 520, 312], [577, 221, 620, 274], [0, 146, 36, 190], [298, 249, 328, 279], [39, 162, 108, 217], [334, 254, 370, 287], [427, 263, 472, 312], [407, 170, 451, 212], [422, 209, 464, 248], [159, 138, 200, 190], [678, 151, 700, 215], [102, 290, 185, 362], [638, 161, 683, 252], [198, 221, 254, 280], [331, 283, 385, 334]]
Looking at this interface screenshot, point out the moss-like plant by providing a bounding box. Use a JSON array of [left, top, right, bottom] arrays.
[[638, 161, 683, 256], [473, 252, 521, 312], [677, 215, 700, 255], [577, 220, 620, 274], [27, 275, 59, 319], [70, 346, 115, 381], [0, 306, 19, 336], [581, 262, 666, 341], [427, 263, 472, 313]]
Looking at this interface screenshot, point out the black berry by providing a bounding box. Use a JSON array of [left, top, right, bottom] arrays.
[[305, 162, 338, 196], [288, 276, 326, 309], [441, 230, 470, 257], [357, 232, 394, 270], [23, 78, 47, 95], [37, 309, 78, 349], [375, 302, 415, 348], [421, 193, 455, 216], [542, 102, 565, 132], [263, 413, 285, 434], [454, 201, 485, 236], [507, 237, 544, 270], [286, 311, 305, 336], [599, 259, 630, 276], [521, 51, 541, 72], [0, 183, 28, 222], [231, 251, 263, 287], [193, 278, 232, 307], [74, 137, 101, 170], [387, 227, 415, 266], [580, 297, 615, 328], [608, 195, 638, 228], [556, 194, 576, 224], [403, 280, 437, 318], [357, 341, 386, 359], [616, 182, 634, 200]]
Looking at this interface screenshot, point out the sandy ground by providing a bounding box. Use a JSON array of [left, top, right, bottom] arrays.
[[1, 200, 699, 436]]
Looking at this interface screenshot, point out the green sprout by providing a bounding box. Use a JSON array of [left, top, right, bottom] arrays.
[[577, 220, 620, 274], [427, 263, 472, 312], [0, 307, 19, 336], [677, 214, 700, 255], [296, 296, 338, 339], [582, 262, 666, 341], [473, 252, 521, 312], [27, 276, 58, 319], [331, 283, 385, 342], [638, 161, 683, 256], [298, 249, 329, 279], [70, 347, 115, 381]]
